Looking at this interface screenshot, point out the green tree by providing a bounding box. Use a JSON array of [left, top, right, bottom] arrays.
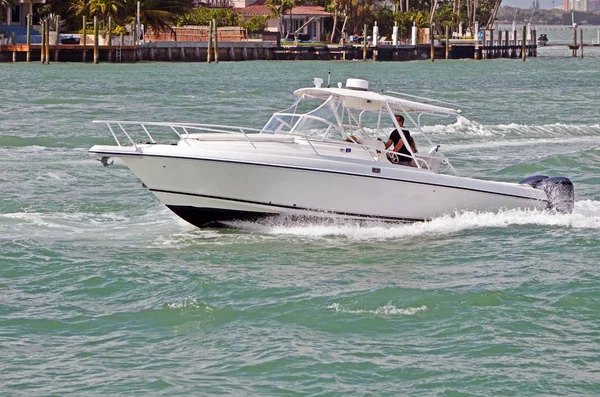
[[266, 0, 294, 34], [1, 0, 16, 25]]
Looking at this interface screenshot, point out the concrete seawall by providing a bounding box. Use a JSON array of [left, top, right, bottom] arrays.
[[0, 41, 537, 63]]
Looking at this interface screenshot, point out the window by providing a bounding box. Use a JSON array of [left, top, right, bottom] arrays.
[[11, 5, 21, 24]]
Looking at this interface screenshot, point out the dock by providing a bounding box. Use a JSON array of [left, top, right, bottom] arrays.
[[0, 40, 539, 63]]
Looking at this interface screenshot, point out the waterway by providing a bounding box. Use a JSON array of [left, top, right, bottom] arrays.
[[1, 57, 599, 395]]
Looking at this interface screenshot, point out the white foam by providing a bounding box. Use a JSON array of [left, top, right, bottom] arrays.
[[226, 200, 600, 241], [328, 302, 428, 316], [167, 298, 213, 311], [423, 117, 600, 138]]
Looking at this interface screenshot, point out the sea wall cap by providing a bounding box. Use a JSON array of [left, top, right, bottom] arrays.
[[346, 78, 369, 91]]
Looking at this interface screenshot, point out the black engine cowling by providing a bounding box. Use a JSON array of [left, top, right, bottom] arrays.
[[519, 175, 575, 214]]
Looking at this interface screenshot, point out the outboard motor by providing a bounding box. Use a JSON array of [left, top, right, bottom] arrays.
[[519, 175, 575, 213]]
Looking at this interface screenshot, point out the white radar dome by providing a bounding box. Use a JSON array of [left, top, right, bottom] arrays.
[[345, 78, 369, 91]]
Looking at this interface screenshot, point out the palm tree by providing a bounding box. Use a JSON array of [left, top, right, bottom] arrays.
[[88, 0, 125, 27], [126, 0, 193, 36], [1, 0, 15, 25], [69, 0, 90, 17], [266, 0, 294, 36]]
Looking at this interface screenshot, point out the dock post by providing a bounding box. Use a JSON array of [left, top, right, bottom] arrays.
[[213, 18, 219, 63], [572, 24, 577, 57], [40, 21, 45, 64], [45, 20, 50, 64], [26, 14, 31, 62], [430, 24, 434, 62], [580, 28, 583, 58], [12, 32, 16, 62], [532, 28, 536, 57], [180, 47, 185, 61], [93, 16, 99, 64], [207, 21, 212, 63], [132, 19, 137, 61], [372, 21, 378, 61], [82, 16, 87, 62], [108, 17, 113, 62], [54, 15, 60, 62], [445, 25, 449, 60], [490, 29, 494, 58], [521, 25, 526, 62], [363, 24, 367, 61], [242, 46, 247, 61], [229, 47, 235, 61], [195, 47, 200, 60]]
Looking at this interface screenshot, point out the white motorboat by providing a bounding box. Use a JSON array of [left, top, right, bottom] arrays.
[[89, 78, 574, 228]]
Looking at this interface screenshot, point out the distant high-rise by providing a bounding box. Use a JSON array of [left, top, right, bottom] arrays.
[[564, 0, 588, 11]]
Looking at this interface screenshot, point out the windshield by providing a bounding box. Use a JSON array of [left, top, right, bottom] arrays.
[[261, 95, 396, 141]]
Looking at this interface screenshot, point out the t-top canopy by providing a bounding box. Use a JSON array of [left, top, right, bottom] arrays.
[[293, 87, 461, 116]]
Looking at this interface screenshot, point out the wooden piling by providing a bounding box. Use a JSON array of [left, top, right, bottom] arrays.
[[572, 25, 577, 57], [82, 16, 87, 62], [445, 25, 449, 60], [429, 24, 435, 62], [213, 19, 219, 63], [12, 32, 16, 61], [363, 24, 367, 61], [132, 19, 137, 46], [532, 28, 537, 57], [242, 46, 248, 61], [40, 21, 45, 64], [26, 14, 31, 62], [93, 16, 99, 64], [521, 25, 526, 62], [108, 17, 113, 62], [580, 29, 583, 58], [180, 47, 185, 61], [207, 21, 212, 63], [54, 15, 60, 62], [45, 20, 50, 64], [229, 47, 235, 61]]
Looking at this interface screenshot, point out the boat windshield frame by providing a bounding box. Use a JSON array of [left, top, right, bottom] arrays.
[[261, 89, 458, 150]]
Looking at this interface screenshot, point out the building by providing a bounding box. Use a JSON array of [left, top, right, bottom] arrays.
[[2, 0, 46, 26], [564, 0, 588, 11], [235, 0, 330, 41]]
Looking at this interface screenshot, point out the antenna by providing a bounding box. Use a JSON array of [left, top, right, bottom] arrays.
[[327, 70, 331, 88]]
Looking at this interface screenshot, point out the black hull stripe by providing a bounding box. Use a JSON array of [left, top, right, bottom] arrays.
[[91, 150, 547, 203], [154, 189, 424, 222]]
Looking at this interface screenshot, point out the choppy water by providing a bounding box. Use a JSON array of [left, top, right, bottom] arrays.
[[1, 55, 600, 396]]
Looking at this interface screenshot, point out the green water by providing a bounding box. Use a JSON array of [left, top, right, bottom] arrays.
[[1, 50, 600, 395]]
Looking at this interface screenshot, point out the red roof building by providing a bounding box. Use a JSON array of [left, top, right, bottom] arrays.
[[235, 0, 331, 41]]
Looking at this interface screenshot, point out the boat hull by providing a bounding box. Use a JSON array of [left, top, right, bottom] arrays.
[[90, 145, 548, 227]]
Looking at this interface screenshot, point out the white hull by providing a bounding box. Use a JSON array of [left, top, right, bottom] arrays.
[[90, 141, 548, 227]]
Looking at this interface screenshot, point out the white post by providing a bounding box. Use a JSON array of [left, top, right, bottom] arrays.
[[527, 22, 532, 41], [475, 22, 479, 41], [136, 1, 141, 43], [392, 22, 398, 46], [373, 21, 378, 47], [458, 23, 463, 37], [411, 22, 417, 45]]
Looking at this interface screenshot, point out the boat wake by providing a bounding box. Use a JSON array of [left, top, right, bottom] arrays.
[[327, 302, 427, 316], [425, 116, 600, 138], [224, 200, 600, 241]]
